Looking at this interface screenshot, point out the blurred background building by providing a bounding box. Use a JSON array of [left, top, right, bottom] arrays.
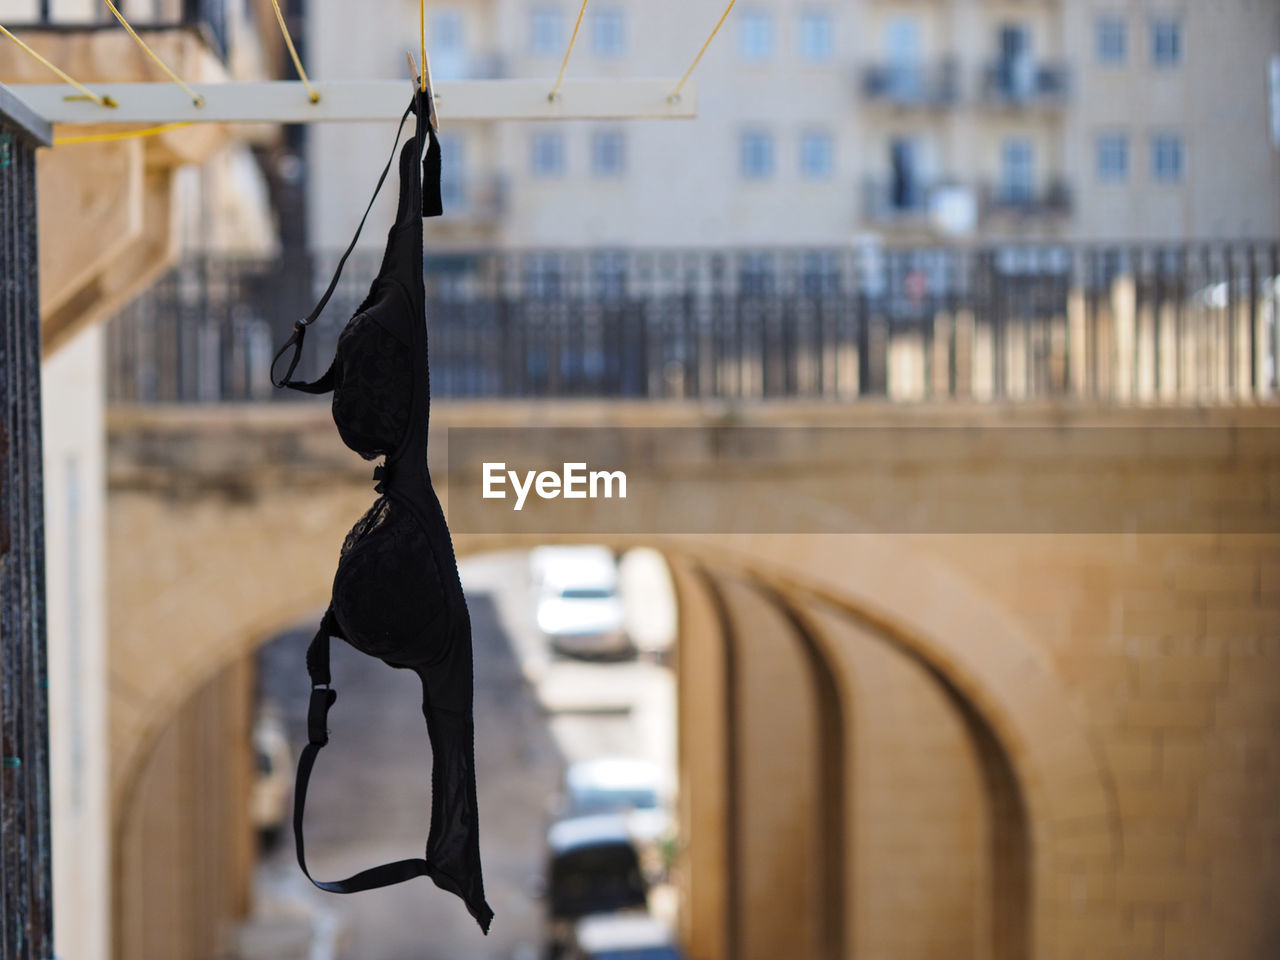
[[0, 1, 1278, 960], [305, 0, 1280, 249]]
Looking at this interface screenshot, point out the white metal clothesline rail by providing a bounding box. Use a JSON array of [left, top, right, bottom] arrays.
[[9, 78, 698, 125]]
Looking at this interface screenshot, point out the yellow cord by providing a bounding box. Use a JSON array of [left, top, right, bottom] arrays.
[[269, 0, 319, 103], [669, 0, 736, 102], [102, 0, 205, 107], [549, 0, 589, 102], [54, 122, 192, 146], [419, 0, 427, 92], [0, 23, 117, 108]]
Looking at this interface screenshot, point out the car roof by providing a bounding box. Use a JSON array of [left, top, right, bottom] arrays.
[[575, 913, 676, 951], [567, 756, 665, 794], [547, 813, 636, 852], [531, 546, 618, 588]]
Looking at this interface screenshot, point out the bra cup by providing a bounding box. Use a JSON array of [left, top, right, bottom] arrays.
[[331, 497, 450, 664], [331, 312, 413, 461]]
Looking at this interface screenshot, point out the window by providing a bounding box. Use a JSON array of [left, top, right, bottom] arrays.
[[1151, 134, 1184, 182], [530, 131, 565, 177], [433, 10, 463, 50], [1096, 15, 1126, 65], [1096, 134, 1129, 182], [431, 10, 465, 80], [593, 8, 625, 58], [799, 130, 833, 179], [798, 9, 833, 62], [1000, 138, 1034, 203], [530, 7, 563, 56], [740, 130, 774, 179], [592, 130, 626, 176], [439, 133, 466, 208], [740, 10, 773, 60], [1151, 18, 1181, 67]]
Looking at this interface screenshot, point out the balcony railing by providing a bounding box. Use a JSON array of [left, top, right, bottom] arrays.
[[981, 60, 1070, 106], [440, 174, 508, 226], [105, 244, 1280, 405], [19, 0, 229, 60], [861, 60, 959, 108], [863, 178, 943, 225], [980, 180, 1073, 219]]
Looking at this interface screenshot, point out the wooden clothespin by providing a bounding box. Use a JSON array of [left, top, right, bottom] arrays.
[[405, 50, 440, 132]]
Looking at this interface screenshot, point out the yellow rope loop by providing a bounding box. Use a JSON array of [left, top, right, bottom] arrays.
[[102, 0, 205, 107], [0, 23, 117, 108], [549, 0, 590, 102], [419, 0, 427, 93], [669, 0, 737, 102], [269, 0, 319, 102], [54, 122, 192, 146]]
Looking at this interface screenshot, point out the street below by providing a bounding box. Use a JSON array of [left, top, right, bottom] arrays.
[[250, 548, 676, 960]]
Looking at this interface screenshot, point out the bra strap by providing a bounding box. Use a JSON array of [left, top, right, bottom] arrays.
[[293, 609, 434, 893], [270, 93, 441, 392]]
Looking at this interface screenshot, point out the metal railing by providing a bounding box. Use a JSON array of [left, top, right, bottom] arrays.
[[23, 0, 229, 59], [105, 244, 1280, 405], [981, 60, 1071, 106], [861, 60, 959, 107]]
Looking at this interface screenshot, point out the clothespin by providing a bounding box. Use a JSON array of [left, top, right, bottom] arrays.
[[405, 50, 440, 132]]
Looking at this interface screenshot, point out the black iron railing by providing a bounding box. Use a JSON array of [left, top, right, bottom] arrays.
[[106, 244, 1280, 405], [25, 0, 228, 60], [862, 60, 959, 107], [0, 88, 54, 960]]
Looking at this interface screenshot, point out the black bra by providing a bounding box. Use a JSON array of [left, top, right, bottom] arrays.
[[270, 88, 493, 935]]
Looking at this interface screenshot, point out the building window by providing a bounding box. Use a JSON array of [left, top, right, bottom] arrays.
[[433, 10, 463, 50], [1000, 138, 1034, 203], [1151, 18, 1181, 67], [592, 130, 626, 176], [1151, 134, 1184, 182], [798, 9, 833, 62], [799, 130, 833, 179], [593, 8, 625, 58], [439, 133, 466, 208], [740, 10, 773, 61], [531, 131, 565, 177], [740, 130, 774, 179], [1096, 134, 1129, 182], [1096, 15, 1126, 65], [531, 7, 563, 56]]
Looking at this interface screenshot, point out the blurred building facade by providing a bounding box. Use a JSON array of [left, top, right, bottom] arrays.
[[306, 0, 1280, 250]]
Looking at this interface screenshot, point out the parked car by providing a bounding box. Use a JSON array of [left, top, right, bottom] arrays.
[[543, 813, 649, 958], [561, 756, 673, 848], [250, 706, 292, 850], [530, 546, 630, 659], [562, 913, 685, 960]]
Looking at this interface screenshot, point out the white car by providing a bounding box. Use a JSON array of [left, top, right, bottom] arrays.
[[530, 546, 630, 658], [564, 913, 684, 960], [563, 756, 673, 848]]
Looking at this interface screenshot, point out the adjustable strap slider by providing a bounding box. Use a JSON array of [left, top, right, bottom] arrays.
[[307, 686, 337, 746], [270, 319, 310, 388]]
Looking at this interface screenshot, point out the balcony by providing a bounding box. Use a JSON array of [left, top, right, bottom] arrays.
[[440, 173, 509, 226], [863, 178, 940, 226], [861, 60, 959, 108], [13, 0, 229, 60], [980, 180, 1073, 220], [980, 60, 1070, 108]]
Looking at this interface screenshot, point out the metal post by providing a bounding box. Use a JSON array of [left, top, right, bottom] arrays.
[[0, 87, 54, 960]]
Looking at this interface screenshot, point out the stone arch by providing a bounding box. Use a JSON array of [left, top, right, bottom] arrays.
[[109, 496, 1118, 960]]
